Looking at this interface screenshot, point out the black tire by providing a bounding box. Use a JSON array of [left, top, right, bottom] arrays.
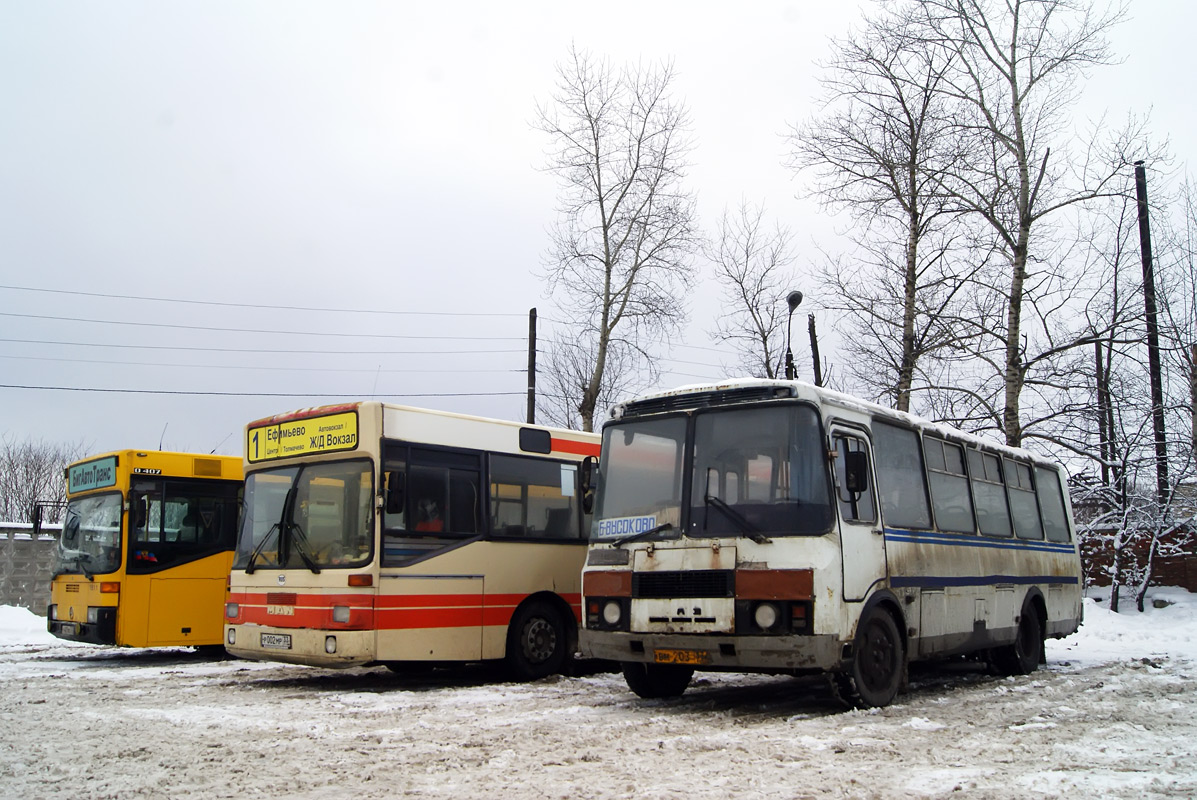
[[506, 600, 568, 681], [835, 609, 904, 709], [621, 662, 693, 699], [993, 605, 1043, 676]]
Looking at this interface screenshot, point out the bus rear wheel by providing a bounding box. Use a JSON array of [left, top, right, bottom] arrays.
[[506, 600, 568, 681], [992, 605, 1042, 676], [834, 609, 904, 709], [622, 662, 693, 699]]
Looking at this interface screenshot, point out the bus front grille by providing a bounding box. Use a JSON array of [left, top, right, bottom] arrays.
[[633, 570, 733, 599]]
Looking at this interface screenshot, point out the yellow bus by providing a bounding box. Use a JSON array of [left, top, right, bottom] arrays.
[[44, 450, 243, 648], [224, 401, 601, 679]]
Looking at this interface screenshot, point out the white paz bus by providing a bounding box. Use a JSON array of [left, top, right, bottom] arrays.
[[225, 402, 601, 679], [578, 379, 1082, 707]]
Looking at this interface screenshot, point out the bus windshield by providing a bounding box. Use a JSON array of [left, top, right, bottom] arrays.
[[591, 404, 834, 542], [234, 459, 374, 570], [592, 416, 687, 542], [689, 404, 833, 537], [57, 493, 122, 576]]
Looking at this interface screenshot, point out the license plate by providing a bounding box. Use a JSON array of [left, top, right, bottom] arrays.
[[260, 633, 292, 650], [653, 648, 710, 666], [57, 622, 78, 636]]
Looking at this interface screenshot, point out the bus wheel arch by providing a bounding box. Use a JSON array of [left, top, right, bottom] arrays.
[[834, 595, 907, 709], [505, 593, 575, 681], [993, 590, 1046, 676]]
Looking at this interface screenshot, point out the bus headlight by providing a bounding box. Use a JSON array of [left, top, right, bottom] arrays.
[[225, 602, 239, 619], [332, 606, 350, 624], [602, 601, 622, 626], [48, 604, 57, 621], [325, 636, 337, 654], [227, 628, 236, 646], [87, 607, 100, 625], [753, 602, 780, 631]]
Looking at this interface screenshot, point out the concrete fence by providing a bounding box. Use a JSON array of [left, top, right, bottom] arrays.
[[1, 523, 60, 614]]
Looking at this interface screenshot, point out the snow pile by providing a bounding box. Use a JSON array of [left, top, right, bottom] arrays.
[[1047, 588, 1197, 667], [0, 604, 58, 647]]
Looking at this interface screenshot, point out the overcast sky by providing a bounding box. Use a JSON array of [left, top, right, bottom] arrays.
[[1, 0, 1193, 458]]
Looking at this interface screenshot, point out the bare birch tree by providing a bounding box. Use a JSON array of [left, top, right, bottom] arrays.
[[788, 3, 967, 411], [706, 201, 796, 379], [535, 46, 699, 431], [911, 0, 1134, 445]]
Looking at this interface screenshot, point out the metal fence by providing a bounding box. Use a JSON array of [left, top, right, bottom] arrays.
[[1, 523, 59, 614]]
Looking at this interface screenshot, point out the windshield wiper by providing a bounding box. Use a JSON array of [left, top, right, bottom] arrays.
[[244, 522, 280, 575], [703, 494, 771, 544], [613, 521, 674, 548], [54, 552, 94, 581], [287, 522, 322, 574]]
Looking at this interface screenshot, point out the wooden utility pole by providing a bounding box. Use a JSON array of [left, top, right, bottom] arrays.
[[1134, 161, 1168, 505]]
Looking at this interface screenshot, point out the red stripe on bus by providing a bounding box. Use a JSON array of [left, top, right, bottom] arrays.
[[550, 437, 601, 457], [231, 591, 582, 629]]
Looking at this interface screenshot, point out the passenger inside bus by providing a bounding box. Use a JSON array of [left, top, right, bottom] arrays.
[[414, 498, 444, 532]]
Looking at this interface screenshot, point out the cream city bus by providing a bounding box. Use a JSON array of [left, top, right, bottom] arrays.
[[224, 402, 602, 679], [44, 450, 242, 648], [578, 379, 1082, 707]]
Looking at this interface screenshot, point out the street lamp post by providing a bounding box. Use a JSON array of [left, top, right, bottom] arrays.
[[784, 291, 803, 380]]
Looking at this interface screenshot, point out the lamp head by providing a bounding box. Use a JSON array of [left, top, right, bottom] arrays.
[[786, 291, 804, 314]]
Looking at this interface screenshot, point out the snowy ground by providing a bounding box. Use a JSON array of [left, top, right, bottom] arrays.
[[2, 591, 1196, 799]]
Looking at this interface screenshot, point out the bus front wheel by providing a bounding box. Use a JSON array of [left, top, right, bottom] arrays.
[[835, 608, 905, 709], [506, 600, 568, 681], [622, 662, 693, 699]]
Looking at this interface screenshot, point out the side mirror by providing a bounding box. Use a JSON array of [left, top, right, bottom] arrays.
[[131, 494, 148, 529], [579, 456, 597, 515], [385, 471, 406, 515], [844, 450, 869, 494]]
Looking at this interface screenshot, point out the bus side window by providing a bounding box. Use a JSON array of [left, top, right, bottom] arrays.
[[1035, 466, 1072, 542], [968, 449, 1012, 537], [1006, 459, 1044, 540], [489, 454, 581, 540], [408, 448, 481, 535], [924, 437, 975, 533], [871, 421, 931, 530]]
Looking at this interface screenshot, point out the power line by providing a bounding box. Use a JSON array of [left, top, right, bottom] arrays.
[[0, 312, 524, 341], [0, 354, 523, 374], [0, 384, 524, 398], [0, 284, 526, 318], [0, 338, 523, 355]]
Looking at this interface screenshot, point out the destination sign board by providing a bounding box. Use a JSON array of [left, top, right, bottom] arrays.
[[247, 411, 359, 463], [68, 456, 118, 493]]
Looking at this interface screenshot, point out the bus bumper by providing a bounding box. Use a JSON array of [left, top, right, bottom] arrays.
[[47, 605, 117, 645], [223, 624, 375, 668], [579, 628, 846, 672]]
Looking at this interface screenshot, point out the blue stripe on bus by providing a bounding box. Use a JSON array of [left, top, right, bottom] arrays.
[[890, 574, 1079, 589], [883, 528, 1075, 554]]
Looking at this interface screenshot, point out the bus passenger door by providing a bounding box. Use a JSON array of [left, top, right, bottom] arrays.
[[830, 427, 886, 603]]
